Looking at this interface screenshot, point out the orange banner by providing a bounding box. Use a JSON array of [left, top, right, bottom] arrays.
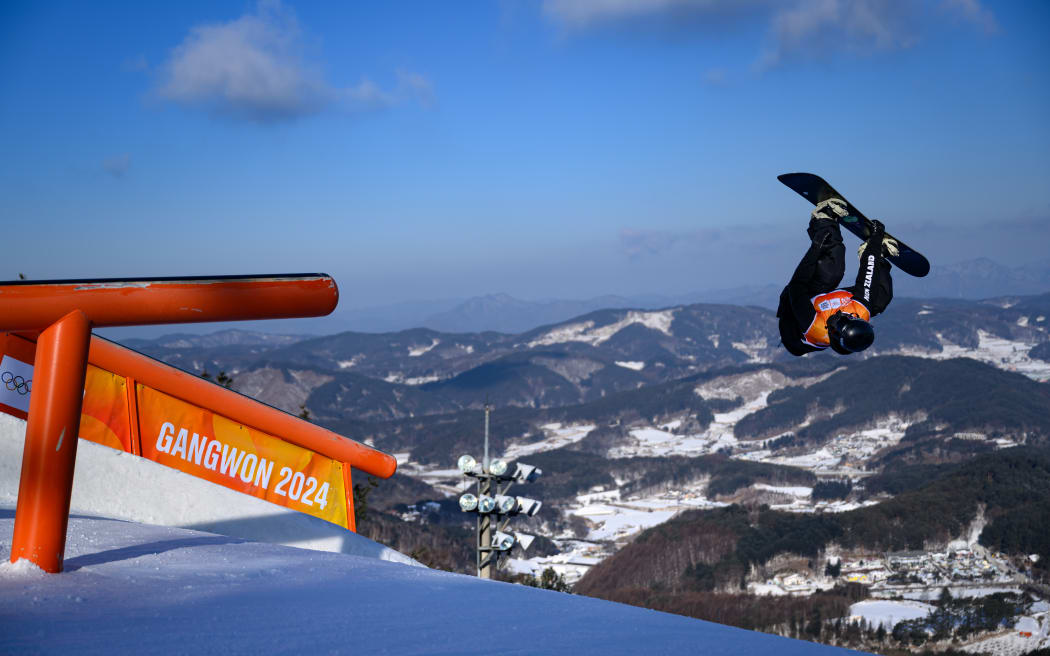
[[80, 365, 132, 452], [1, 332, 355, 529], [136, 385, 348, 526]]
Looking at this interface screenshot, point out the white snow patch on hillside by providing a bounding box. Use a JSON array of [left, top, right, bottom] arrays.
[[384, 373, 440, 385], [615, 360, 645, 371], [960, 613, 1050, 655], [526, 309, 677, 348], [337, 355, 362, 369], [569, 503, 678, 542], [409, 338, 439, 356], [897, 330, 1050, 381], [731, 338, 769, 362], [848, 600, 935, 628], [609, 376, 784, 458], [738, 416, 912, 475], [754, 484, 813, 497], [504, 423, 596, 459]]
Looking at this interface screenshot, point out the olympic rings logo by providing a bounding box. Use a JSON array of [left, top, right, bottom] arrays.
[[2, 371, 31, 395]]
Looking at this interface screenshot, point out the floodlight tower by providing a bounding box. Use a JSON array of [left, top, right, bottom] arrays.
[[457, 406, 542, 578]]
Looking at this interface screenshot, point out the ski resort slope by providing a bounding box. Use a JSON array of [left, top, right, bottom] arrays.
[[0, 417, 862, 655], [0, 513, 864, 656]]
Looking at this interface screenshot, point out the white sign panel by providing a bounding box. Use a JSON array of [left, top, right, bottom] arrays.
[[0, 355, 33, 413]]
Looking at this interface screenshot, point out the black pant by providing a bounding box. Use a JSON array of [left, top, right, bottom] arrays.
[[802, 218, 845, 297]]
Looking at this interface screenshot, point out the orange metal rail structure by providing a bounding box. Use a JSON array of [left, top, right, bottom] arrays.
[[1, 275, 395, 573]]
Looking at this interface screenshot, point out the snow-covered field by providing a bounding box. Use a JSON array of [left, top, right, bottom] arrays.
[[848, 599, 935, 628], [0, 415, 865, 655], [736, 415, 912, 476], [504, 423, 596, 459], [961, 611, 1050, 656]]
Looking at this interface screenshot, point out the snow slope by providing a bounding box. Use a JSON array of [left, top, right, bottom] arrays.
[[0, 417, 864, 654], [0, 512, 865, 655]]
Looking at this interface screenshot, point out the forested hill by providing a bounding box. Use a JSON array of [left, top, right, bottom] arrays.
[[735, 356, 1050, 455], [574, 447, 1050, 610]]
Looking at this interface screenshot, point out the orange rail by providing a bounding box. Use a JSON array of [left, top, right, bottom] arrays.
[[3, 274, 358, 572], [88, 336, 396, 478], [0, 274, 338, 332], [10, 311, 91, 572]]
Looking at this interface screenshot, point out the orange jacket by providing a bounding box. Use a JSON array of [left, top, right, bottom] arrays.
[[803, 290, 871, 349]]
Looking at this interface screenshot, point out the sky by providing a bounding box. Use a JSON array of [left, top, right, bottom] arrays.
[[2, 0, 1049, 315]]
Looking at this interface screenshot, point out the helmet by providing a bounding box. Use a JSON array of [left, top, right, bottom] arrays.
[[827, 312, 874, 354]]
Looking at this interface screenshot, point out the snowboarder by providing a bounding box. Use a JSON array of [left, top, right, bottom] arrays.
[[777, 198, 898, 356]]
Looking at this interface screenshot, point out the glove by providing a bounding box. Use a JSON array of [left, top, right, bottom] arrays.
[[858, 238, 899, 259], [868, 219, 886, 241], [812, 198, 848, 222], [858, 219, 899, 260]]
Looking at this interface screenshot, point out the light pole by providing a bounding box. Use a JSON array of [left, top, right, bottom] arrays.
[[457, 406, 542, 578]]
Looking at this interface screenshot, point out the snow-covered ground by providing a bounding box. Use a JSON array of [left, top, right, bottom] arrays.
[[848, 599, 935, 628], [604, 381, 782, 459], [736, 415, 912, 476], [525, 309, 676, 348], [897, 329, 1050, 381], [0, 419, 864, 654], [0, 512, 867, 655], [504, 423, 596, 459]]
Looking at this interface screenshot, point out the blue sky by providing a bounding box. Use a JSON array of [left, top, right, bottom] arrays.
[[2, 1, 1048, 313]]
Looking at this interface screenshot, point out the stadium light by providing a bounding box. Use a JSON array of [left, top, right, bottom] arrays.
[[514, 532, 536, 552], [513, 463, 541, 483], [459, 493, 478, 512], [492, 531, 516, 551], [494, 494, 517, 514], [455, 406, 542, 579], [490, 460, 542, 483], [489, 458, 509, 477], [514, 496, 542, 517], [458, 454, 479, 476]]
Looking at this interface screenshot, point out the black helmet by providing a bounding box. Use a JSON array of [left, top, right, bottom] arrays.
[[827, 312, 874, 354]]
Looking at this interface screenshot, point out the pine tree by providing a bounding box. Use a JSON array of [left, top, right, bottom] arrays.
[[216, 371, 233, 389]]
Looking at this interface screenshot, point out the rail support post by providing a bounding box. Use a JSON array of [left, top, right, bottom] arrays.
[[10, 310, 91, 572]]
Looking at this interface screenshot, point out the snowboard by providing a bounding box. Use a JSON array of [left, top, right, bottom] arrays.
[[778, 172, 930, 278]]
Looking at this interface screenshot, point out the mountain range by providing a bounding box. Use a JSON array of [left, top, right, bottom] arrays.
[[331, 257, 1050, 334]]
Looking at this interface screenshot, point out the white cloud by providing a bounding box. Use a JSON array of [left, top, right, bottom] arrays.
[[156, 1, 433, 122], [759, 0, 920, 69], [542, 0, 1000, 69], [940, 0, 999, 34]]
